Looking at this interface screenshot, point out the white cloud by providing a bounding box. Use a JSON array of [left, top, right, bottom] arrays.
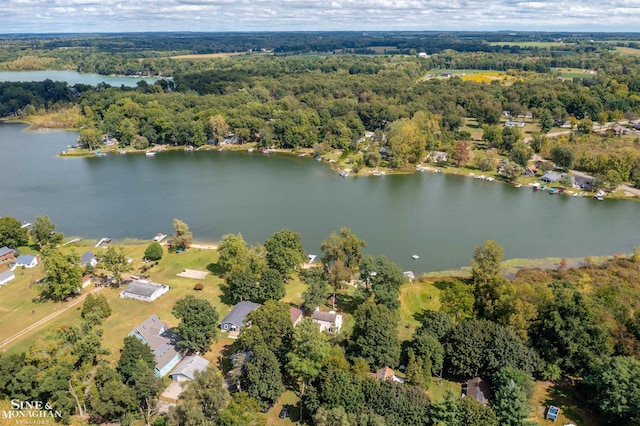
[[0, 0, 638, 32]]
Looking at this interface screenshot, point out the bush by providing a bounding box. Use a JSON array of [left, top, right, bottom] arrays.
[[194, 283, 204, 291], [144, 242, 163, 261]]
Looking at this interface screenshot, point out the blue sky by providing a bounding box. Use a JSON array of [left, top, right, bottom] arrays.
[[2, 0, 640, 33]]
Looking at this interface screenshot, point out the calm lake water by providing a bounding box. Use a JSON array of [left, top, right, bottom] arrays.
[[0, 70, 161, 87], [1, 122, 639, 271]]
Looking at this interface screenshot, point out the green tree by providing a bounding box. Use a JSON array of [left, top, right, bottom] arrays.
[[583, 356, 640, 425], [509, 141, 533, 167], [97, 245, 132, 286], [359, 254, 406, 310], [31, 216, 64, 248], [550, 145, 574, 169], [321, 227, 367, 270], [349, 298, 400, 368], [78, 126, 103, 151], [171, 218, 192, 251], [81, 294, 112, 322], [529, 133, 546, 153], [301, 268, 330, 314], [172, 295, 219, 353], [500, 160, 524, 181], [415, 310, 453, 340], [209, 114, 229, 144], [168, 366, 230, 425], [472, 240, 504, 286], [117, 335, 156, 384], [216, 392, 266, 426], [258, 268, 285, 302], [452, 140, 470, 167], [492, 378, 532, 426], [538, 109, 554, 134], [89, 364, 137, 423], [39, 246, 83, 301], [241, 343, 285, 410], [264, 228, 305, 280], [481, 125, 502, 148], [439, 280, 475, 322], [144, 242, 163, 261], [240, 300, 293, 361], [0, 216, 28, 248], [500, 126, 523, 153], [131, 366, 163, 426], [227, 268, 258, 302], [287, 318, 330, 421], [410, 331, 444, 375], [217, 233, 251, 275]]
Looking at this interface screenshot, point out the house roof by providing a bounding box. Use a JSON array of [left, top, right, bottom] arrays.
[[80, 251, 95, 264], [220, 301, 260, 327], [376, 366, 395, 381], [154, 341, 180, 372], [123, 280, 165, 298], [170, 355, 209, 380], [0, 246, 13, 257], [541, 171, 563, 182], [464, 377, 490, 405], [15, 254, 37, 265], [0, 270, 15, 281], [290, 307, 303, 324], [311, 310, 338, 323], [133, 314, 167, 345]]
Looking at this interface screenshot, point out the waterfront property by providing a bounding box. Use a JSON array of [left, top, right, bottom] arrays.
[[290, 307, 303, 326], [169, 355, 209, 382], [80, 251, 98, 267], [0, 270, 15, 286], [540, 171, 564, 183], [12, 254, 39, 270], [220, 301, 260, 332], [311, 308, 343, 334], [129, 314, 182, 377], [120, 279, 169, 302]]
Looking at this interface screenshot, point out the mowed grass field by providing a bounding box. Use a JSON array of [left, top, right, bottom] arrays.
[[615, 46, 640, 56], [488, 41, 575, 48], [170, 52, 248, 60]]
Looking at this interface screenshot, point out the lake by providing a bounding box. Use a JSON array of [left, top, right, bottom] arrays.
[[0, 70, 162, 87], [1, 122, 639, 271]]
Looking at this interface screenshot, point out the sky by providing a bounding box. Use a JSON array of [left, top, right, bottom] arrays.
[[1, 0, 640, 33]]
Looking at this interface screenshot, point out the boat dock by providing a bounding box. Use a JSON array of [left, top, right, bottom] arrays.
[[95, 237, 112, 248]]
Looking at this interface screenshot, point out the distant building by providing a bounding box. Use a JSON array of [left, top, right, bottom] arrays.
[[375, 366, 405, 383], [220, 301, 260, 332], [504, 121, 525, 128], [170, 355, 209, 382], [573, 175, 594, 190], [427, 151, 448, 163], [311, 308, 343, 334], [120, 279, 169, 302], [130, 314, 182, 377], [0, 246, 15, 263], [12, 254, 39, 270], [81, 275, 93, 288], [0, 270, 16, 286]]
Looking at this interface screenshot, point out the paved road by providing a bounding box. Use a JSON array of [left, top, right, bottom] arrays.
[[0, 287, 102, 350]]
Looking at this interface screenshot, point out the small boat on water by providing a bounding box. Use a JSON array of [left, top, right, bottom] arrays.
[[95, 151, 107, 157], [298, 153, 306, 157], [262, 148, 270, 154], [247, 148, 254, 152], [339, 171, 349, 178], [540, 185, 547, 191], [153, 233, 167, 242], [184, 145, 194, 151], [474, 175, 485, 180], [485, 177, 494, 182], [145, 151, 156, 157], [411, 255, 420, 260], [549, 188, 559, 194], [594, 195, 604, 201], [515, 183, 522, 188], [119, 150, 126, 155], [532, 182, 540, 190], [315, 156, 321, 162]]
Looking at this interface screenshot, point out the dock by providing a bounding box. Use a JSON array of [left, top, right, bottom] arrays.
[[95, 237, 112, 248]]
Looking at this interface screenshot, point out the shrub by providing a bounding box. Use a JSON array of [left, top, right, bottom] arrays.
[[194, 283, 204, 291], [144, 242, 163, 261]]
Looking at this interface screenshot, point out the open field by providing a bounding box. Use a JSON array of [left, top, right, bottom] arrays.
[[488, 41, 575, 48], [366, 45, 399, 53], [398, 282, 440, 341], [169, 52, 248, 60], [615, 46, 640, 56], [551, 67, 598, 79]]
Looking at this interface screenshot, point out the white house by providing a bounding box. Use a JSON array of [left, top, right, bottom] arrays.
[[12, 254, 39, 270], [0, 270, 15, 286], [80, 251, 98, 268], [311, 308, 343, 334], [120, 279, 169, 302], [170, 355, 209, 382]]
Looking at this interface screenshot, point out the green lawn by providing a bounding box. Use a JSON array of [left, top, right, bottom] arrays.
[[530, 381, 598, 426], [488, 41, 575, 48], [398, 282, 441, 341], [427, 379, 462, 403]]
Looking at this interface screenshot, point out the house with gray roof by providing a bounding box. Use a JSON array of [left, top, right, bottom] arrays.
[[0, 246, 15, 263], [130, 314, 182, 377], [12, 254, 39, 270], [120, 279, 169, 302], [80, 251, 97, 267], [540, 171, 564, 183], [0, 270, 15, 286], [311, 308, 343, 334], [170, 355, 209, 382], [220, 301, 260, 332]]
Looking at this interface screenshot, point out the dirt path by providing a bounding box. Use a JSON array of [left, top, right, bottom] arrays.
[[0, 287, 102, 350]]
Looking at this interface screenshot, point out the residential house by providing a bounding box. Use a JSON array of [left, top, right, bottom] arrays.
[[441, 72, 452, 78], [311, 308, 343, 334], [524, 165, 537, 177], [80, 251, 98, 268], [219, 301, 260, 332], [12, 254, 39, 270], [462, 377, 490, 406], [504, 121, 525, 128], [81, 275, 93, 288], [169, 355, 209, 382], [0, 246, 15, 263], [130, 314, 182, 377], [120, 279, 169, 302], [375, 366, 405, 383], [0, 270, 16, 286], [573, 175, 594, 190], [290, 307, 303, 326], [428, 151, 448, 163], [540, 171, 564, 183]]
